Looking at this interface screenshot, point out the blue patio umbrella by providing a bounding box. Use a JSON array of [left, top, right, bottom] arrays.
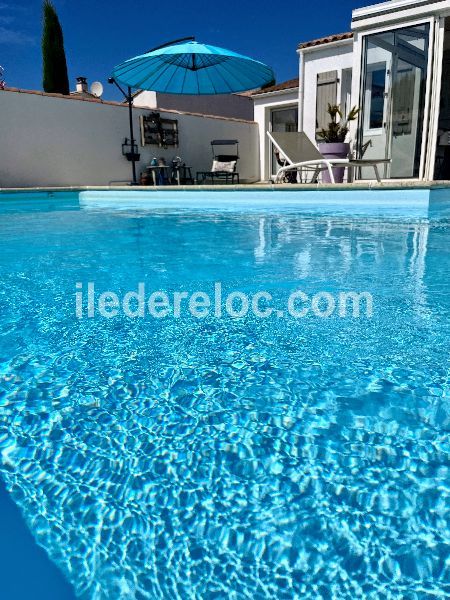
[[111, 39, 275, 95], [109, 37, 275, 184]]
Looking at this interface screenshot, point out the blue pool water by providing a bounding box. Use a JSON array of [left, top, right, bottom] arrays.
[[0, 191, 449, 599]]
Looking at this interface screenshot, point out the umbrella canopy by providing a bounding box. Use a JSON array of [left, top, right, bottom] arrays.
[[111, 41, 275, 95]]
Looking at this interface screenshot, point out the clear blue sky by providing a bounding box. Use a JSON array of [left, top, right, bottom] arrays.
[[0, 0, 367, 100]]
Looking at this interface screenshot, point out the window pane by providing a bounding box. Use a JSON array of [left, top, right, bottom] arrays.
[[271, 108, 298, 132], [369, 68, 386, 129], [270, 108, 298, 176]]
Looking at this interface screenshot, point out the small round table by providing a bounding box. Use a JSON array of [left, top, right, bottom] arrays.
[[145, 165, 172, 186], [144, 165, 194, 185]]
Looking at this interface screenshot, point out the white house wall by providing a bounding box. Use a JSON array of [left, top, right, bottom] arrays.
[[351, 1, 450, 180], [250, 0, 450, 183], [301, 43, 354, 142], [0, 90, 259, 187]]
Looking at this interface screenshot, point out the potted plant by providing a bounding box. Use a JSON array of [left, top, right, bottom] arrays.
[[317, 104, 359, 183]]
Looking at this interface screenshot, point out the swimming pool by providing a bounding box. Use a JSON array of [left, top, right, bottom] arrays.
[[0, 190, 449, 599]]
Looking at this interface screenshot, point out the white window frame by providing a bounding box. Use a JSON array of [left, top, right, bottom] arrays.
[[268, 104, 299, 177], [353, 16, 435, 180], [363, 61, 388, 137], [424, 15, 446, 180]]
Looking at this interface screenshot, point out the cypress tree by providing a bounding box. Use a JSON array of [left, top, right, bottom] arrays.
[[42, 0, 70, 95]]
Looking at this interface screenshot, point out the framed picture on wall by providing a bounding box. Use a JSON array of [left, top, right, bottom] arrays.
[[140, 112, 179, 148]]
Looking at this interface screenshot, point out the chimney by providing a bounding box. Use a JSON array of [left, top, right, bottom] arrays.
[[76, 76, 88, 93]]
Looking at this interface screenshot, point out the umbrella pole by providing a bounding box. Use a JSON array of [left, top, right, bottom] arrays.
[[108, 78, 139, 185], [127, 86, 138, 186]]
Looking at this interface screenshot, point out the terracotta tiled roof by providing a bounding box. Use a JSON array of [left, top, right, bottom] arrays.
[[0, 87, 255, 123], [299, 32, 353, 50], [2, 86, 115, 104], [252, 78, 299, 96]]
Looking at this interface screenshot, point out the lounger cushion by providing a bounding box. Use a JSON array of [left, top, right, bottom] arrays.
[[212, 160, 236, 173]]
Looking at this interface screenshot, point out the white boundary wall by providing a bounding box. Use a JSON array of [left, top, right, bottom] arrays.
[[0, 89, 259, 187]]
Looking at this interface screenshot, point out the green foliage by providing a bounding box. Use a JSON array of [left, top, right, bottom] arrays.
[[317, 104, 360, 143], [42, 0, 70, 95]]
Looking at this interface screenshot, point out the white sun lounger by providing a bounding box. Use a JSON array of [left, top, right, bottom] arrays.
[[267, 131, 389, 184]]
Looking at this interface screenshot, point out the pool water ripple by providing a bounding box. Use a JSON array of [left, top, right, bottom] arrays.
[[0, 200, 449, 599]]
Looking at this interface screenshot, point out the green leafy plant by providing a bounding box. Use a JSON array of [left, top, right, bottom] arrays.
[[42, 0, 70, 95], [317, 104, 360, 143]]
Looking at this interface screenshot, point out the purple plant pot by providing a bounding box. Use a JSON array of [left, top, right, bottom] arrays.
[[318, 142, 350, 183]]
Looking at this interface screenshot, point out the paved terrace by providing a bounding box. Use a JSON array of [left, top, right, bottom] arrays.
[[1, 182, 450, 193]]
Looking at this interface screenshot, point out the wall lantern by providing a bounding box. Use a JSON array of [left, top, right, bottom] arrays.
[[121, 138, 140, 162]]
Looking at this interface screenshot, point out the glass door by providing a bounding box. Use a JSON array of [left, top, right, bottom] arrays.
[[270, 107, 298, 177], [359, 23, 430, 179]]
